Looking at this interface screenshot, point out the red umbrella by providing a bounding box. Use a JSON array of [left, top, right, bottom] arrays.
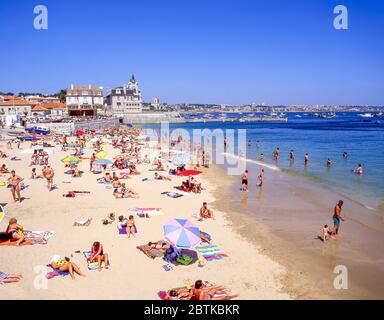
[[177, 170, 202, 177], [76, 129, 85, 136]]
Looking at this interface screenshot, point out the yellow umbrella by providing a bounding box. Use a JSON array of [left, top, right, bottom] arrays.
[[96, 151, 107, 160], [61, 155, 80, 163]]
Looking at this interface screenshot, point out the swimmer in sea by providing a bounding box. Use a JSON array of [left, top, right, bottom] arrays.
[[304, 153, 309, 166], [352, 164, 363, 174], [326, 158, 333, 167], [343, 151, 348, 158], [289, 150, 295, 161], [259, 153, 264, 161]]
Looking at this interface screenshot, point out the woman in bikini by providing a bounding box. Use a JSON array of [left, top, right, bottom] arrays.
[[5, 218, 26, 246], [50, 256, 86, 280]]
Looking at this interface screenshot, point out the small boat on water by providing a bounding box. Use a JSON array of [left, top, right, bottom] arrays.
[[359, 113, 374, 118], [374, 112, 383, 118]]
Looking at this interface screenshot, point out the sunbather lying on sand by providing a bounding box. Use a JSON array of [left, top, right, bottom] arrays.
[[148, 240, 171, 250], [191, 280, 237, 300], [0, 272, 23, 284], [5, 218, 26, 246], [165, 287, 192, 300], [50, 255, 86, 280], [154, 172, 172, 181], [113, 186, 139, 199]]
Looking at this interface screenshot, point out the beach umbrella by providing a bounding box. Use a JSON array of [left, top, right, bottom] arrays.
[[172, 153, 191, 166], [76, 129, 85, 136], [94, 159, 113, 166], [96, 150, 107, 160], [61, 155, 80, 164], [163, 219, 200, 248]]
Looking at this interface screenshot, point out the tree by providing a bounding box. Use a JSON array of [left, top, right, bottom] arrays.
[[58, 89, 67, 103]]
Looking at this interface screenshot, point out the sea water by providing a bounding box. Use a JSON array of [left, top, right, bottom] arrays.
[[145, 112, 384, 212]]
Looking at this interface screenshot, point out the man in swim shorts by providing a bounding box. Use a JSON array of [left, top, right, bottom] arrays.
[[241, 170, 248, 192], [331, 200, 345, 236], [8, 170, 23, 203], [42, 165, 54, 191]]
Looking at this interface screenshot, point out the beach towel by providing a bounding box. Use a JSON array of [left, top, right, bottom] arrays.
[[195, 245, 228, 262], [83, 251, 110, 270], [135, 208, 164, 217], [0, 205, 4, 224], [0, 238, 33, 246], [118, 225, 137, 234], [177, 170, 202, 177], [73, 218, 92, 227], [46, 264, 69, 279], [162, 191, 183, 198], [136, 244, 166, 259], [23, 230, 55, 244]]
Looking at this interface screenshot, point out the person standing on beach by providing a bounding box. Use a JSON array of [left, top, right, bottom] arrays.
[[241, 170, 249, 192], [224, 138, 228, 153], [42, 165, 54, 191], [258, 169, 265, 187], [304, 153, 309, 166], [90, 153, 96, 172], [7, 170, 23, 203], [331, 200, 345, 236]]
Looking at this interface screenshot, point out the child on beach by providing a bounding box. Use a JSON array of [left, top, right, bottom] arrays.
[[319, 224, 332, 241]]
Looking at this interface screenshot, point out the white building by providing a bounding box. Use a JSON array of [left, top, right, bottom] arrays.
[[66, 84, 103, 117], [105, 74, 142, 116]]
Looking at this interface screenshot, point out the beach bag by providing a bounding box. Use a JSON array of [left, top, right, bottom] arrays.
[[176, 255, 193, 265]]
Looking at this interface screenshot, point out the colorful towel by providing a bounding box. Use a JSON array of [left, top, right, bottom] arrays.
[[135, 208, 164, 217], [46, 264, 69, 279], [0, 239, 33, 246], [195, 245, 228, 262], [23, 230, 55, 244], [83, 251, 110, 270], [136, 244, 166, 259]]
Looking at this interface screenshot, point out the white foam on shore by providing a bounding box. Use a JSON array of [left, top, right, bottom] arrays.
[[223, 153, 281, 172]]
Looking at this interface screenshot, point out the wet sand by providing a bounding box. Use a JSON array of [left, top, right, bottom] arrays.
[[208, 160, 384, 299]]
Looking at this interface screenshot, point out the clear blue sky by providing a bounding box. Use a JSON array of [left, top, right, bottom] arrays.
[[0, 0, 383, 105]]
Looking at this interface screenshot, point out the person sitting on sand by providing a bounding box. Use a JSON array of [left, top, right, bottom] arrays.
[[157, 160, 165, 171], [190, 280, 237, 300], [0, 272, 23, 284], [112, 177, 121, 189], [104, 172, 112, 182], [199, 202, 214, 220], [30, 168, 43, 179], [0, 164, 9, 174], [154, 172, 172, 181], [88, 241, 109, 271], [50, 255, 86, 280], [5, 218, 26, 246], [117, 215, 128, 231]]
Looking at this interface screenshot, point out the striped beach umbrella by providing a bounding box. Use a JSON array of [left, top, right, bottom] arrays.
[[163, 219, 200, 248]]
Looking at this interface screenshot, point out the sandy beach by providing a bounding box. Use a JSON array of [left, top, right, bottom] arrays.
[[0, 135, 290, 300]]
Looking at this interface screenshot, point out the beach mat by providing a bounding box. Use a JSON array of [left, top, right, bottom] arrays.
[[83, 251, 110, 270], [0, 239, 33, 246], [46, 264, 69, 279], [23, 230, 55, 244], [136, 244, 165, 259], [161, 191, 183, 198], [195, 245, 228, 261]]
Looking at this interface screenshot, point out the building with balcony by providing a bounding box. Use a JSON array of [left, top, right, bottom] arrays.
[[66, 84, 103, 117]]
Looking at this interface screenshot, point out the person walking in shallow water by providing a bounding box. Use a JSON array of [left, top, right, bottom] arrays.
[[241, 170, 249, 192]]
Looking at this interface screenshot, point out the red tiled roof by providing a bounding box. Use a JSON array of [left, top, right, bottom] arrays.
[[39, 103, 66, 109], [0, 99, 34, 106], [32, 105, 48, 111]]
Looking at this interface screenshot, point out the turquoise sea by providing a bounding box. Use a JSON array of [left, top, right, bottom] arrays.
[[144, 112, 384, 212]]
